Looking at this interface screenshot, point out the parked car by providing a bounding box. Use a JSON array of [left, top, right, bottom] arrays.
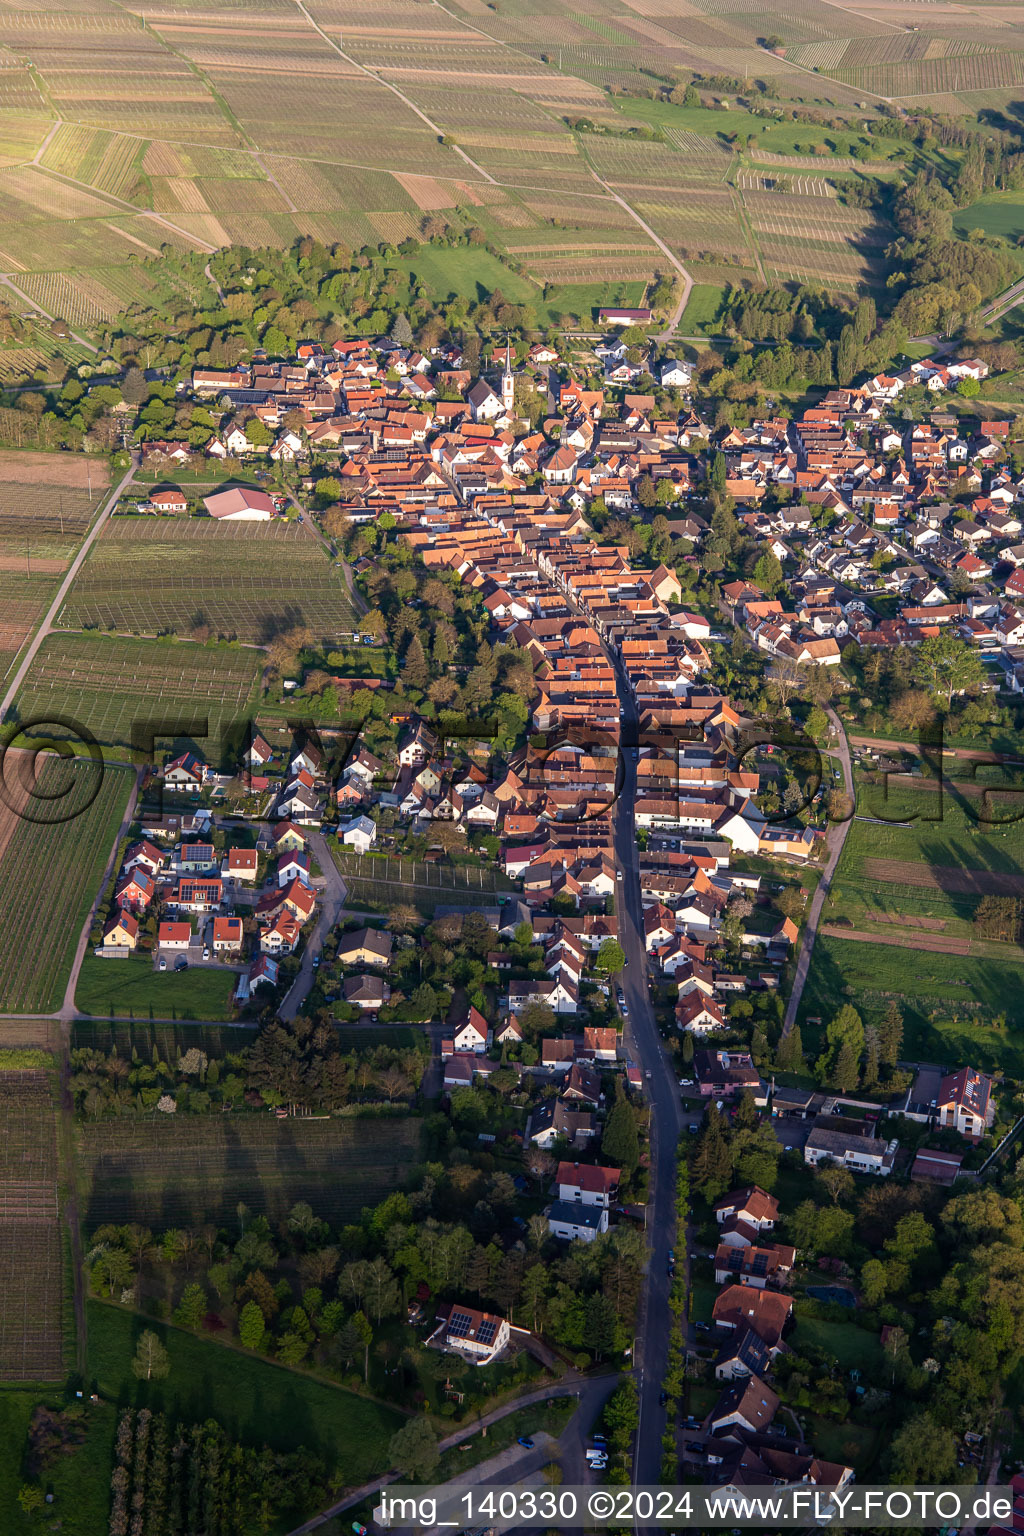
[[158, 957, 167, 971], [517, 1438, 534, 1449], [202, 947, 209, 960]]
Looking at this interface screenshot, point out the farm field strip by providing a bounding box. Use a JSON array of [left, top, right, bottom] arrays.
[[0, 758, 132, 1014], [14, 632, 262, 751], [736, 170, 834, 197], [56, 517, 360, 642], [0, 1072, 63, 1381], [75, 1114, 424, 1227]]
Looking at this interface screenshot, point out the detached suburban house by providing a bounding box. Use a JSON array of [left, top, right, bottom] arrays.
[[336, 927, 392, 968], [431, 1303, 510, 1365], [804, 1120, 897, 1175], [547, 1161, 619, 1243], [936, 1066, 994, 1141]]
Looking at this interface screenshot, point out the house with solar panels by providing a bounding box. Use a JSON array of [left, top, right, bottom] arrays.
[[432, 1302, 510, 1365]]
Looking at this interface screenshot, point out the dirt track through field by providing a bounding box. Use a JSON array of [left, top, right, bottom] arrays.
[[871, 911, 948, 930], [863, 857, 1024, 896], [821, 923, 983, 956]]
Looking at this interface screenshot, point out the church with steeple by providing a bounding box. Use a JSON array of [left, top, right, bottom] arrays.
[[501, 334, 514, 414]]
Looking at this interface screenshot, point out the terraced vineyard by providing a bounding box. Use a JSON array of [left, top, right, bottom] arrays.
[[76, 1113, 424, 1228], [0, 1070, 63, 1381], [57, 517, 361, 644]]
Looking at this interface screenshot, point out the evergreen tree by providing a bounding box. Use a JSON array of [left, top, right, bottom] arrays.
[[173, 1282, 206, 1331], [401, 633, 429, 690], [390, 312, 413, 348], [584, 1292, 619, 1359], [602, 1093, 640, 1173], [734, 1088, 758, 1129], [693, 1106, 732, 1194], [831, 1036, 861, 1093], [775, 1023, 803, 1073], [863, 1025, 880, 1088], [836, 324, 859, 387], [879, 1000, 903, 1067]]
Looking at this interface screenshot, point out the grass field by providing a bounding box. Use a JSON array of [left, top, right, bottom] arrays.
[[799, 932, 1024, 1074], [75, 950, 237, 1021], [810, 774, 1024, 1033], [87, 1302, 403, 1482], [678, 283, 726, 333], [954, 192, 1024, 240], [12, 631, 261, 756], [0, 1072, 63, 1381], [75, 1113, 424, 1228], [1, 1391, 121, 1536], [0, 756, 132, 1013], [57, 518, 360, 645]]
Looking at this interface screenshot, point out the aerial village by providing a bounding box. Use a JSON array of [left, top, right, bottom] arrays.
[[93, 316, 1017, 1490]]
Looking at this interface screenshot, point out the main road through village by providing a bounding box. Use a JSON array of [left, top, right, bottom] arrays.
[[607, 646, 685, 1485]]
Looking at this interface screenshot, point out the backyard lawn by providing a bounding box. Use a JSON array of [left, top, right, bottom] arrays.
[[87, 1302, 403, 1482], [792, 1312, 884, 1376]]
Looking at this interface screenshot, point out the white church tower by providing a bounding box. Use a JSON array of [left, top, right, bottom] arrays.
[[501, 334, 514, 414]]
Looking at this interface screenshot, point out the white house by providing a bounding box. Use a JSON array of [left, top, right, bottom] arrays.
[[556, 1161, 618, 1208], [804, 1126, 896, 1175], [935, 1066, 993, 1141], [163, 752, 206, 793], [547, 1202, 608, 1243], [340, 814, 377, 854], [447, 1006, 491, 1054], [660, 358, 692, 389], [433, 1303, 510, 1364]]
